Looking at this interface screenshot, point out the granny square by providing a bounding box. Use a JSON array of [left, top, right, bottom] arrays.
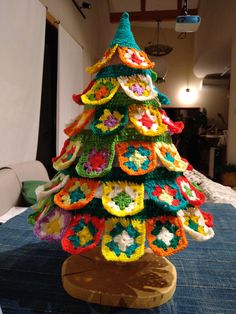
[[102, 181, 144, 216], [146, 216, 188, 256], [145, 180, 188, 213], [54, 178, 99, 210], [116, 141, 158, 175], [129, 105, 167, 136], [62, 214, 104, 254], [34, 207, 72, 241], [90, 107, 128, 136], [178, 207, 215, 241], [102, 217, 145, 262]]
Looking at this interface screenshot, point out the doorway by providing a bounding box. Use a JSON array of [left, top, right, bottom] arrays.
[[36, 20, 58, 178]]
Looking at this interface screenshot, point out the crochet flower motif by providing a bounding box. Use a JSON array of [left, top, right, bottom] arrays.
[[176, 176, 205, 206], [116, 142, 157, 176], [125, 49, 145, 65], [35, 172, 69, 201], [76, 137, 115, 178], [130, 83, 144, 96], [159, 109, 184, 134], [64, 108, 95, 137], [102, 181, 144, 216], [106, 222, 140, 257], [118, 47, 154, 69], [54, 178, 99, 210], [118, 75, 157, 101], [84, 147, 110, 174], [178, 207, 214, 241], [102, 218, 145, 261], [52, 137, 82, 171], [160, 147, 178, 165], [61, 215, 104, 254], [146, 216, 188, 256], [179, 181, 198, 201], [34, 207, 72, 241], [69, 219, 97, 248], [124, 77, 150, 97], [152, 185, 180, 206], [124, 145, 150, 171], [61, 185, 85, 205], [154, 142, 188, 172], [95, 109, 124, 132], [140, 113, 154, 129], [129, 105, 167, 136], [151, 220, 180, 251], [81, 78, 120, 105]]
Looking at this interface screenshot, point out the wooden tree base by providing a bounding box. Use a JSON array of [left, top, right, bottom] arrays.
[[61, 247, 177, 309]]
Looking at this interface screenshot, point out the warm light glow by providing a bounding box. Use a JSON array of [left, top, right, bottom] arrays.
[[199, 79, 203, 91], [178, 87, 198, 104]]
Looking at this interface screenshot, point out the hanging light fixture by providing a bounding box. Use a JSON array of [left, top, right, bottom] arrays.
[[144, 21, 173, 57], [178, 87, 198, 105]]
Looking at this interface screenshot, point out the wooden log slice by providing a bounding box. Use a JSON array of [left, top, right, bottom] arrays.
[[61, 247, 176, 308]]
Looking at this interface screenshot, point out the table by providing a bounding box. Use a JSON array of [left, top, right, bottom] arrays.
[[0, 204, 236, 314]]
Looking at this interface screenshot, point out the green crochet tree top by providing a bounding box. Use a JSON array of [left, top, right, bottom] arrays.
[[109, 12, 141, 50]]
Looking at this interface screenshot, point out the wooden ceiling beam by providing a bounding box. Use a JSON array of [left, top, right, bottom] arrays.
[[141, 0, 146, 12], [110, 9, 198, 23], [177, 0, 182, 11]]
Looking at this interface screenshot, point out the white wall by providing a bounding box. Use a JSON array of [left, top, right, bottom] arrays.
[[0, 0, 46, 166], [194, 0, 236, 78], [39, 0, 110, 85], [193, 0, 236, 163]]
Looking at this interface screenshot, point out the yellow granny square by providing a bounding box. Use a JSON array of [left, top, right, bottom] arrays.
[[102, 181, 144, 217], [102, 217, 145, 262], [154, 142, 188, 172]]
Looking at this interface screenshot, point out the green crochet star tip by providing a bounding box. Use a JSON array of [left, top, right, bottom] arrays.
[[109, 12, 141, 50]]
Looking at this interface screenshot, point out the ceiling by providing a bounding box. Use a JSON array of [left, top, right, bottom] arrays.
[[109, 0, 199, 28]]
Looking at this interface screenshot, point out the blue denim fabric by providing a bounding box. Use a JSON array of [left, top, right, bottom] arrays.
[[0, 203, 236, 314]]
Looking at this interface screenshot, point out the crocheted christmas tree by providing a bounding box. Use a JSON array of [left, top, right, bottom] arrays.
[[29, 12, 214, 262]]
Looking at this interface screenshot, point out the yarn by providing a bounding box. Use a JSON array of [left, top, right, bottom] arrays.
[[61, 214, 104, 254], [81, 78, 120, 105], [54, 178, 100, 210], [86, 45, 118, 74], [118, 74, 157, 101], [146, 216, 188, 256], [116, 141, 158, 175], [96, 64, 156, 81], [90, 107, 128, 136], [75, 135, 116, 178], [109, 12, 141, 50], [102, 217, 145, 262], [129, 105, 167, 136], [177, 206, 215, 241], [64, 109, 95, 137], [118, 47, 154, 69], [28, 11, 214, 262], [102, 181, 144, 216]]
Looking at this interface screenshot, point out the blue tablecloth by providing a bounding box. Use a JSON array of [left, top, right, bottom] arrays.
[[0, 204, 236, 314]]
